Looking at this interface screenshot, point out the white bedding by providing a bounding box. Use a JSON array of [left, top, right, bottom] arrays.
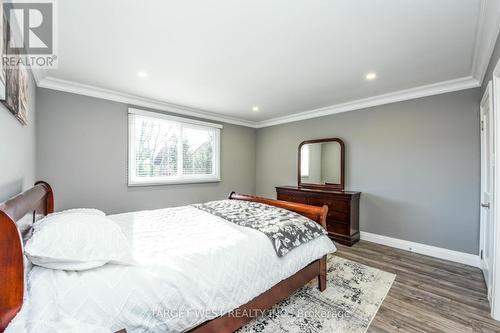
[[6, 205, 336, 333]]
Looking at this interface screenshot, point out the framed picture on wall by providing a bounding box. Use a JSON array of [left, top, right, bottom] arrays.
[[1, 0, 29, 126]]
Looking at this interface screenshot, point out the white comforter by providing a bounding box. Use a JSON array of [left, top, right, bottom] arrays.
[[6, 206, 336, 333]]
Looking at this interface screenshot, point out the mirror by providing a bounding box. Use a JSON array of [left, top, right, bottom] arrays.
[[298, 138, 345, 190]]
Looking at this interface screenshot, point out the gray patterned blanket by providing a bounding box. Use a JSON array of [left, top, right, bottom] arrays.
[[192, 199, 327, 257]]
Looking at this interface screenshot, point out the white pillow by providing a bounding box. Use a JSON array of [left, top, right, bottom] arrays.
[[34, 209, 106, 231], [46, 208, 106, 218], [25, 212, 133, 271]]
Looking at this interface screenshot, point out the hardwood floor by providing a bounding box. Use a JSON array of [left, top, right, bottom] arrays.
[[334, 241, 500, 333]]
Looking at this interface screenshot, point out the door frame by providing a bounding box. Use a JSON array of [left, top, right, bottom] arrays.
[[490, 58, 500, 320]]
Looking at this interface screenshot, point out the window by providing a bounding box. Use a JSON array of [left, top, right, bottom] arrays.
[[128, 109, 221, 186], [300, 144, 310, 177]]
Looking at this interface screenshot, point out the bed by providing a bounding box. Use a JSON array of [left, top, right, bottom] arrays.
[[0, 182, 336, 333]]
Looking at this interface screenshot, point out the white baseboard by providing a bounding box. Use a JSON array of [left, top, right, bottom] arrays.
[[360, 231, 481, 268]]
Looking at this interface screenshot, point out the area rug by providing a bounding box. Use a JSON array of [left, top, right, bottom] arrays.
[[238, 255, 395, 333]]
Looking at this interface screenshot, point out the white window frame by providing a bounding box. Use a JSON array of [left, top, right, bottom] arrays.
[[128, 108, 222, 186]]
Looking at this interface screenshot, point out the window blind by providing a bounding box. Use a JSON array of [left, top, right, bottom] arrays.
[[128, 109, 221, 185]]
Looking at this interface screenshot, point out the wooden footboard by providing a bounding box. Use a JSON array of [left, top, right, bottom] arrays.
[[228, 192, 328, 230]]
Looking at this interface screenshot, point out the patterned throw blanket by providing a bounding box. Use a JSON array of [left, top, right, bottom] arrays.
[[192, 199, 327, 257]]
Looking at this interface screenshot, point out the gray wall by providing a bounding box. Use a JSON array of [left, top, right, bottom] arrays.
[[36, 88, 256, 214], [256, 89, 480, 254], [0, 75, 37, 202]]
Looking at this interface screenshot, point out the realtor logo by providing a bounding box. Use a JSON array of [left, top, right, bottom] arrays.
[[2, 0, 57, 68], [5, 1, 53, 54]]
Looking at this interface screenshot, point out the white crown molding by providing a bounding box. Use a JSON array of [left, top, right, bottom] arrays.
[[255, 76, 480, 128], [37, 76, 257, 128], [38, 75, 480, 129], [360, 231, 481, 268], [471, 0, 500, 83]]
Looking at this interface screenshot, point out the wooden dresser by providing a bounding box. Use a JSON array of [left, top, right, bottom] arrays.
[[276, 186, 361, 246]]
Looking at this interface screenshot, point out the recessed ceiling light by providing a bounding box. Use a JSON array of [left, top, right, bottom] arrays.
[[137, 71, 148, 78], [365, 72, 377, 81], [252, 106, 260, 112]]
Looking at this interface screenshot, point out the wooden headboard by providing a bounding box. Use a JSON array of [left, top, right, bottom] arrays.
[[0, 182, 54, 332]]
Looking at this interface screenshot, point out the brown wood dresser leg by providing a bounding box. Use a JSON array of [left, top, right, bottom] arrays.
[[318, 255, 327, 291]]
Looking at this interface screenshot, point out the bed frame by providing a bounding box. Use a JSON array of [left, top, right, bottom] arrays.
[[0, 183, 328, 333]]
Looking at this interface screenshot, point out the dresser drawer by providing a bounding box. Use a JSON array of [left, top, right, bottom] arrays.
[[307, 197, 349, 212], [277, 193, 307, 204], [327, 221, 348, 235], [327, 210, 349, 223]]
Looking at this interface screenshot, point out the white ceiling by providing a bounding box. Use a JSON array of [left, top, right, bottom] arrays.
[[39, 0, 499, 126]]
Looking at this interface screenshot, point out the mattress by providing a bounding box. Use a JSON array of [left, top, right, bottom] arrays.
[[7, 205, 336, 333]]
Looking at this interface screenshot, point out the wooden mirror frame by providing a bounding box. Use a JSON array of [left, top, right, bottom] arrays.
[[298, 138, 345, 191]]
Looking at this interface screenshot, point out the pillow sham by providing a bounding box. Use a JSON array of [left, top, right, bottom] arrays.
[[34, 209, 106, 231], [46, 208, 105, 217], [25, 212, 133, 271]]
